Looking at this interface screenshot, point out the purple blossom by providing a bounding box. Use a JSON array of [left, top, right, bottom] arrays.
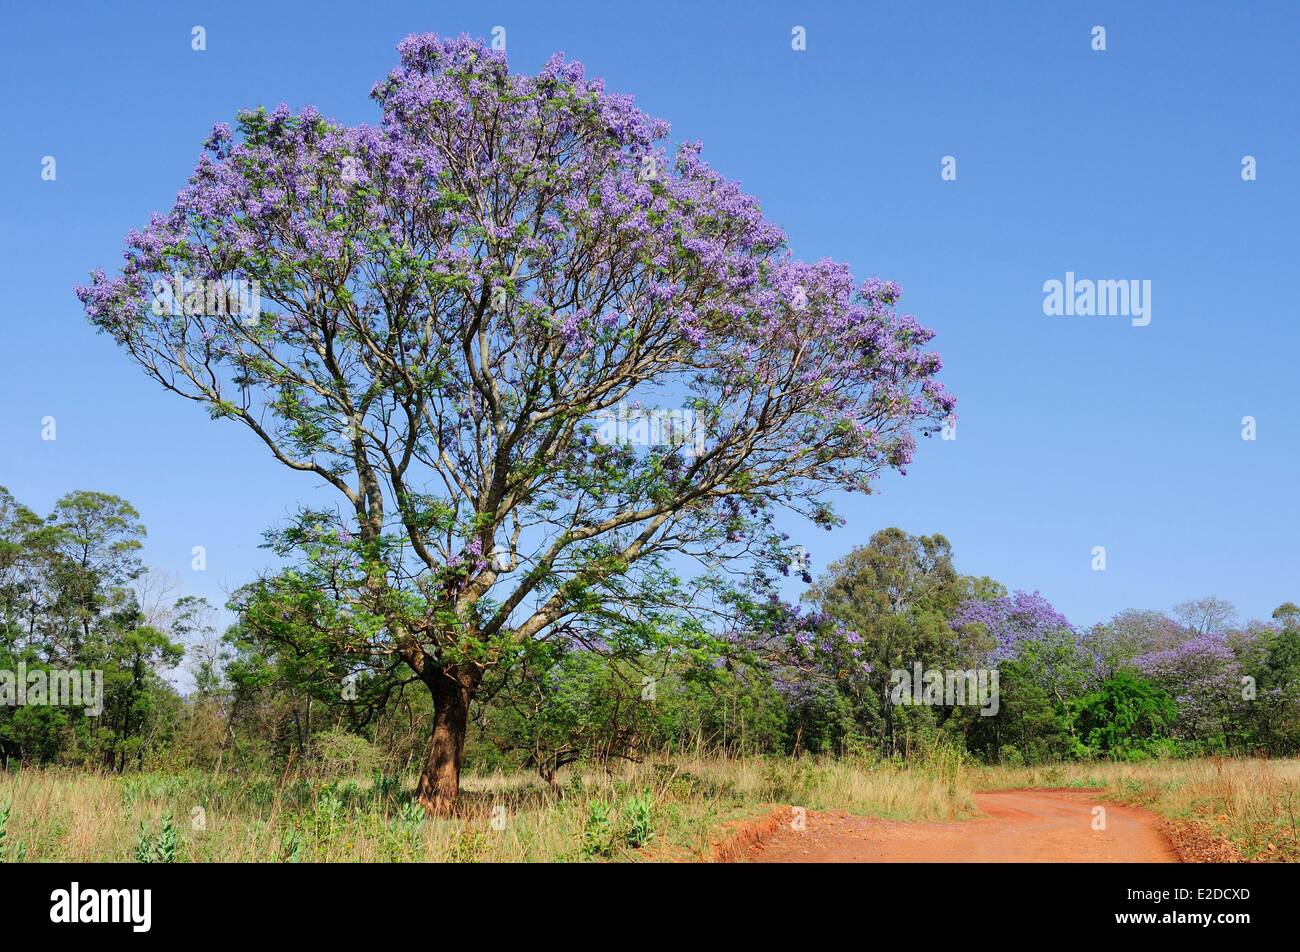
[[952, 590, 1073, 663], [1135, 631, 1241, 736]]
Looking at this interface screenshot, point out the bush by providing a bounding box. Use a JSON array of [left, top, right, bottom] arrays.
[[135, 811, 177, 863], [580, 801, 616, 859], [622, 790, 655, 848], [312, 729, 379, 778]]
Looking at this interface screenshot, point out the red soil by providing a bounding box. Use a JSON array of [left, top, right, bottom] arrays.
[[737, 789, 1178, 863]]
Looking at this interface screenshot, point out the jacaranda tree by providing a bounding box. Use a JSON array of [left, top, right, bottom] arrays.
[[77, 34, 954, 811]]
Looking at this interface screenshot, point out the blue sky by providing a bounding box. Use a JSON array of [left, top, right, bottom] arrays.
[[1, 0, 1297, 633]]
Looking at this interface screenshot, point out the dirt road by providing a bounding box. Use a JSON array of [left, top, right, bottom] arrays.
[[745, 789, 1178, 863]]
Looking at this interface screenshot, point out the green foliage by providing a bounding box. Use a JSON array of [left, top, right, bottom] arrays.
[[279, 826, 303, 863], [964, 654, 1073, 763], [470, 647, 786, 783], [801, 529, 982, 756], [5, 479, 1300, 786], [313, 729, 380, 778], [0, 798, 9, 861], [622, 789, 655, 848], [308, 790, 346, 844], [396, 799, 424, 828], [0, 785, 35, 861], [0, 486, 188, 771], [448, 829, 488, 863], [372, 771, 399, 803], [135, 810, 177, 863], [1070, 671, 1177, 758], [580, 800, 616, 859]]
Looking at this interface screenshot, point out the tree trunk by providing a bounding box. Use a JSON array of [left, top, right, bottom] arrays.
[[416, 667, 477, 816]]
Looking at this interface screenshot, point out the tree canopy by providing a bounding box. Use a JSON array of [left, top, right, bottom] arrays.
[[76, 34, 954, 810]]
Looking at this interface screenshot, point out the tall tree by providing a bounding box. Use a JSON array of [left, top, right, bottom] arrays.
[[1172, 596, 1236, 635], [800, 529, 968, 754], [1083, 608, 1190, 678], [43, 491, 146, 658], [0, 487, 43, 651], [77, 34, 954, 811]]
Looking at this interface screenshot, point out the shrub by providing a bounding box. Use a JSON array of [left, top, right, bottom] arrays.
[[0, 798, 10, 861], [580, 801, 616, 859], [622, 790, 655, 849], [135, 811, 177, 863], [312, 729, 379, 779]]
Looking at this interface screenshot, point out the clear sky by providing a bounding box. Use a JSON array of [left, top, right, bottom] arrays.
[[2, 0, 1297, 634]]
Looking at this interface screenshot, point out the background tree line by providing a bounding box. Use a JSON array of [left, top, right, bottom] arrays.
[[4, 486, 1299, 778]]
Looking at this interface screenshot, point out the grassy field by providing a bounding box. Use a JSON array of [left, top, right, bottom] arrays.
[[0, 755, 1295, 862]]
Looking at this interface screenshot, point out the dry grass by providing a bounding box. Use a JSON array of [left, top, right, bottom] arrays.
[[1, 755, 1295, 862], [0, 753, 974, 863]]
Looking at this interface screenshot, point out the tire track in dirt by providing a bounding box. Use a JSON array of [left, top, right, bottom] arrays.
[[740, 789, 1178, 863]]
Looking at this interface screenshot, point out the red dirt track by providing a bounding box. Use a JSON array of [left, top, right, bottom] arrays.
[[744, 789, 1178, 863]]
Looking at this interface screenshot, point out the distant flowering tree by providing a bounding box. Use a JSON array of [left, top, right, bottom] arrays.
[[1083, 608, 1191, 678], [76, 34, 953, 811], [952, 590, 1097, 750], [951, 590, 1073, 663], [1172, 596, 1236, 635], [1135, 632, 1241, 742]]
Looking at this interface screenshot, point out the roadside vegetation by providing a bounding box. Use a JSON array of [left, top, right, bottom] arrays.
[[2, 754, 1296, 862], [5, 483, 1300, 862], [0, 753, 972, 863]]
